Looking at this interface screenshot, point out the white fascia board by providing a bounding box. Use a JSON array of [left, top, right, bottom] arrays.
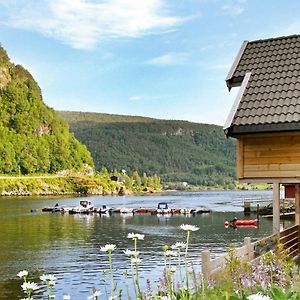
[[223, 72, 251, 131], [225, 41, 249, 83]]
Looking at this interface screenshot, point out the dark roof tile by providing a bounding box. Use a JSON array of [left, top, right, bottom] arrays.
[[225, 34, 300, 135]]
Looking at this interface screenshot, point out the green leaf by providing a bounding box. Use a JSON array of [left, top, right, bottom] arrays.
[[269, 285, 287, 300]]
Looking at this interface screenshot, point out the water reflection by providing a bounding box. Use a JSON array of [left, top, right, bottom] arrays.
[[0, 190, 293, 299]]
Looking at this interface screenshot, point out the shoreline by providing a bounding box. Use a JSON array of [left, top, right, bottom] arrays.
[[0, 176, 157, 197], [0, 176, 271, 197]]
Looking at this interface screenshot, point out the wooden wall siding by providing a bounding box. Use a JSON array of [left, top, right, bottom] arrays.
[[237, 133, 300, 179]]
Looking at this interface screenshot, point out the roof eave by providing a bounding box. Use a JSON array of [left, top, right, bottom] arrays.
[[228, 122, 300, 138]]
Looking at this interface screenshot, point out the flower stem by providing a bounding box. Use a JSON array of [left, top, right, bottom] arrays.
[[184, 230, 191, 290], [178, 249, 183, 285], [131, 259, 138, 298], [108, 251, 115, 299], [135, 259, 141, 298]]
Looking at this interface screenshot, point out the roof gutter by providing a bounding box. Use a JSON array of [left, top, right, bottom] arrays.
[[224, 72, 251, 136]]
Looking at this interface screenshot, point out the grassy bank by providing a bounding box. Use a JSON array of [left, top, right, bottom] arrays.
[[0, 176, 116, 196], [0, 174, 161, 196]]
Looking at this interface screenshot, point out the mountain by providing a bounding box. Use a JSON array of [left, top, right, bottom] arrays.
[[0, 46, 93, 174], [58, 111, 236, 186]]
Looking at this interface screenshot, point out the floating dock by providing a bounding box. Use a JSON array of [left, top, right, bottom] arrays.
[[42, 201, 211, 216]]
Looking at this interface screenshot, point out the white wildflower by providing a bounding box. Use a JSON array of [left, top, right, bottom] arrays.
[[48, 280, 55, 286], [171, 242, 187, 250], [131, 257, 142, 264], [170, 266, 177, 273], [93, 290, 102, 297], [127, 232, 135, 239], [127, 232, 144, 240], [135, 233, 144, 240], [17, 270, 28, 278], [165, 250, 178, 257], [160, 296, 171, 300], [247, 294, 272, 300], [21, 281, 39, 292], [100, 244, 116, 253], [40, 274, 57, 282], [123, 249, 139, 257], [87, 289, 102, 299], [180, 224, 199, 231]]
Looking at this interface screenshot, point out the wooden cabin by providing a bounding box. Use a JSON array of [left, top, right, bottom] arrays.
[[224, 34, 300, 236]]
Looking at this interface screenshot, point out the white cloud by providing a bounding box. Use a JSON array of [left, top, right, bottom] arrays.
[[146, 52, 189, 66], [0, 0, 185, 49], [221, 0, 247, 16], [129, 96, 142, 101]]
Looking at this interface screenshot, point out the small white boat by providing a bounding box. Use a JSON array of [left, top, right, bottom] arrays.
[[156, 202, 172, 214], [69, 200, 94, 214], [180, 208, 193, 214], [120, 207, 134, 214], [191, 207, 211, 214], [95, 205, 112, 215]]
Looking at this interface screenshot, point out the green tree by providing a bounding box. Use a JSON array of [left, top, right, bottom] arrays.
[[132, 171, 142, 187]]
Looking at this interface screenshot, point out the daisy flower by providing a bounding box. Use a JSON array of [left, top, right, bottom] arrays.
[[127, 232, 144, 240], [87, 290, 102, 299], [123, 249, 139, 257], [21, 281, 39, 292], [100, 244, 116, 253], [17, 270, 28, 278], [165, 250, 178, 257], [180, 224, 199, 231], [247, 294, 272, 300], [40, 274, 57, 282]]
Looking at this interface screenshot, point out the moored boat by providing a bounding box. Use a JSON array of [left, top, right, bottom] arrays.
[[155, 202, 172, 214], [95, 205, 112, 215], [191, 208, 211, 214], [42, 203, 63, 213], [224, 219, 258, 228], [69, 200, 94, 214], [133, 208, 154, 214]]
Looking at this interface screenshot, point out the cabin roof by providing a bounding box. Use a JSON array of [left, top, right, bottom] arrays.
[[224, 34, 300, 137]]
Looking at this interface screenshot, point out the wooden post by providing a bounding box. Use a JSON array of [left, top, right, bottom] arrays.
[[201, 250, 211, 280], [237, 139, 244, 179], [273, 182, 280, 234], [244, 237, 252, 261], [295, 184, 300, 226], [244, 202, 251, 215], [295, 185, 300, 254]]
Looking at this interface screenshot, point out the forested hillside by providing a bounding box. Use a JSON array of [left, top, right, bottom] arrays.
[[0, 46, 93, 174], [59, 111, 236, 187]]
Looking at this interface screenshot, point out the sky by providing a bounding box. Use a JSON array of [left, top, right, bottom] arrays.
[[0, 0, 300, 126]]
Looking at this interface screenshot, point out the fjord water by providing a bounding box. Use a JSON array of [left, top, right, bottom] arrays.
[[0, 190, 293, 299]]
